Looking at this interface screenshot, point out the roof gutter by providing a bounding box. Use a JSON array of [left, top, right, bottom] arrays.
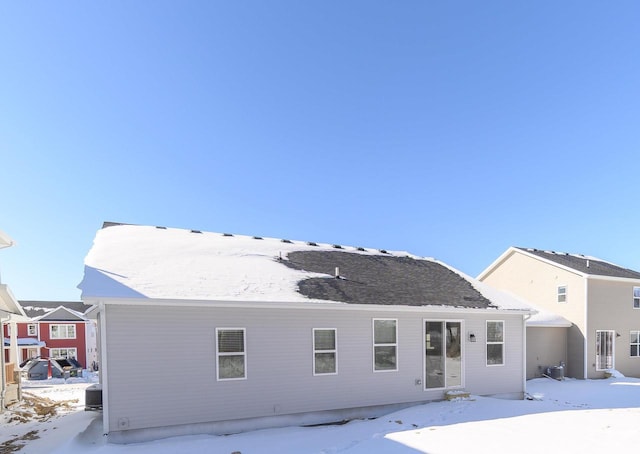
[[83, 296, 535, 315]]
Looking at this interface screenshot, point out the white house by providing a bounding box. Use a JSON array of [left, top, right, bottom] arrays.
[[79, 223, 535, 443]]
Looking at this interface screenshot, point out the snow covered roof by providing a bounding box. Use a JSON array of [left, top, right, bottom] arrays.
[[78, 223, 534, 312], [527, 308, 572, 328], [19, 301, 93, 319], [3, 337, 45, 347]]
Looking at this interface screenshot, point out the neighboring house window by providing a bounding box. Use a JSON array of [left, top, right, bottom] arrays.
[[557, 286, 567, 303], [216, 328, 246, 380], [313, 328, 337, 375], [486, 321, 504, 366], [50, 348, 77, 359], [631, 331, 640, 357], [50, 324, 76, 339], [634, 287, 640, 309], [596, 330, 615, 370], [373, 319, 397, 371], [28, 324, 37, 336]]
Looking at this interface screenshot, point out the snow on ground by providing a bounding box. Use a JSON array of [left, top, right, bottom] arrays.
[[3, 373, 640, 453]]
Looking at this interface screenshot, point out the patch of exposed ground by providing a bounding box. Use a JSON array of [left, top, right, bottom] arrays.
[[0, 392, 79, 453], [0, 430, 39, 453], [6, 392, 78, 424]]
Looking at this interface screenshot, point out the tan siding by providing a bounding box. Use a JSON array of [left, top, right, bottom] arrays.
[[104, 304, 525, 432], [481, 250, 585, 378], [526, 327, 567, 379], [585, 279, 640, 378]]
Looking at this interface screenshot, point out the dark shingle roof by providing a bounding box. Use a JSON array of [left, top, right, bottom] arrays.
[[517, 248, 640, 279], [18, 301, 92, 319], [283, 250, 495, 308]]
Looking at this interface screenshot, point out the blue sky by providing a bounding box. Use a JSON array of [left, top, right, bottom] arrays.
[[1, 1, 639, 301]]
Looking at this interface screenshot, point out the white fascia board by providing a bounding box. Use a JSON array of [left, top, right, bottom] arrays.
[[33, 305, 87, 322], [0, 285, 27, 319], [91, 296, 535, 316], [506, 248, 587, 278], [584, 274, 640, 284], [527, 320, 573, 328], [83, 305, 100, 319], [477, 247, 519, 281]]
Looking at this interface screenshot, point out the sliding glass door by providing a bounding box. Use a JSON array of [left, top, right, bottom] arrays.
[[425, 320, 462, 389]]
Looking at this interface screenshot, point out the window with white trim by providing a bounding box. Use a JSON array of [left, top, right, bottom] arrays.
[[313, 328, 337, 375], [50, 324, 76, 339], [557, 286, 567, 303], [596, 330, 615, 370], [634, 287, 640, 309], [486, 320, 504, 366], [50, 347, 77, 359], [216, 328, 246, 380], [28, 324, 37, 336], [373, 319, 397, 371], [631, 331, 640, 357]]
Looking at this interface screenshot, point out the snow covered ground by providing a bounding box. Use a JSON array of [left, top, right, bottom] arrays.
[[3, 373, 640, 453]]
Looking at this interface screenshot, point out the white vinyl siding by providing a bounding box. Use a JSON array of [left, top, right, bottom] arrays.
[[102, 305, 525, 433], [313, 328, 337, 375], [50, 324, 76, 339], [216, 328, 246, 380], [373, 319, 397, 372], [486, 321, 504, 366]]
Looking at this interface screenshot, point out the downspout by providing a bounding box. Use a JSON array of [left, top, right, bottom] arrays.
[[523, 313, 532, 396]]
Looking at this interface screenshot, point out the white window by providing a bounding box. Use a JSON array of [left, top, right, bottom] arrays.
[[27, 324, 37, 336], [50, 324, 76, 339], [313, 328, 337, 375], [216, 328, 246, 380], [633, 287, 640, 309], [373, 319, 397, 371], [486, 320, 504, 366], [50, 348, 77, 359], [557, 286, 567, 303], [631, 331, 640, 357]]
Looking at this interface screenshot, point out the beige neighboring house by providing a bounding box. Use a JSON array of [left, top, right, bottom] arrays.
[[0, 229, 28, 410], [479, 247, 640, 379]]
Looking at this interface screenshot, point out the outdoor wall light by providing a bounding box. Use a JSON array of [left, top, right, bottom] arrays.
[[469, 332, 476, 342]]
